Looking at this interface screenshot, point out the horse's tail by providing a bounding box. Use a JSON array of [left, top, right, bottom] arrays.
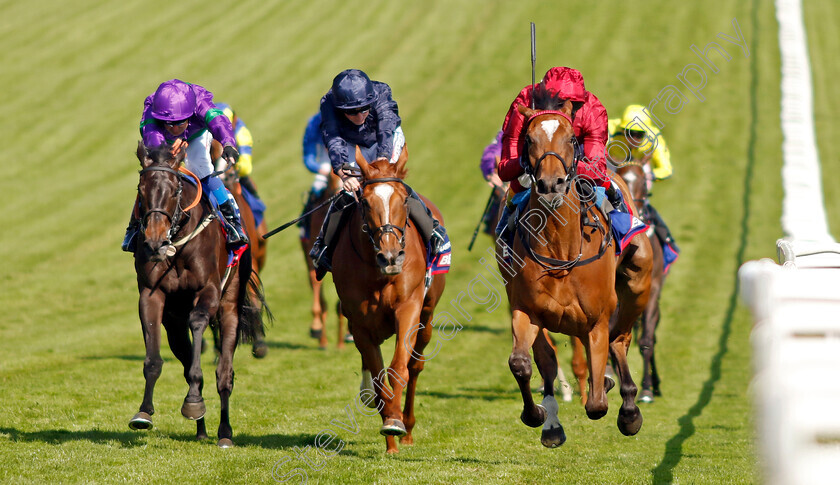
[[236, 246, 273, 344]]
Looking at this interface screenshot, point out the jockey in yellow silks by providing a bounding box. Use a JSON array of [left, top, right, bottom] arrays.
[[607, 104, 679, 272]]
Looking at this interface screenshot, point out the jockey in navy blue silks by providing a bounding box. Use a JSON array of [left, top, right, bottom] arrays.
[[309, 69, 448, 281]]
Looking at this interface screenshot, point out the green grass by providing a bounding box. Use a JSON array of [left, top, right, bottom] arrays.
[[0, 0, 831, 483]]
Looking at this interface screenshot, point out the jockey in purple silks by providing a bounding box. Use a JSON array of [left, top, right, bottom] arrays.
[[122, 79, 249, 252]]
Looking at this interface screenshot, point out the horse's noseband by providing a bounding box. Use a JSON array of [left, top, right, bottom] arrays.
[[360, 177, 409, 252], [138, 165, 184, 241]]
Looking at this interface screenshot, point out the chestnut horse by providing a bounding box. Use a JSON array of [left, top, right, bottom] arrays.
[[332, 146, 446, 454], [499, 93, 652, 447], [299, 172, 348, 349], [130, 142, 265, 447], [616, 159, 665, 403], [212, 141, 269, 357]]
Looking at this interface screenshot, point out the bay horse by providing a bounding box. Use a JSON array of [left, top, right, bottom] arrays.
[[332, 146, 446, 454], [616, 158, 665, 403], [299, 172, 348, 349], [499, 93, 652, 447], [130, 141, 265, 447], [212, 140, 269, 357]]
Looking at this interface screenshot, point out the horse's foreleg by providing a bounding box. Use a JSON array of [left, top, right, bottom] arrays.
[[509, 310, 545, 428], [215, 293, 239, 448], [352, 332, 399, 453], [570, 336, 588, 405], [130, 290, 165, 430], [533, 330, 565, 447], [400, 307, 435, 446], [336, 301, 347, 349], [163, 317, 208, 440], [638, 279, 662, 403], [584, 316, 610, 420], [181, 287, 219, 423], [610, 327, 643, 436]]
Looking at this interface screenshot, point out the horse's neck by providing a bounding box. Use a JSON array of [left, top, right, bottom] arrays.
[[527, 190, 583, 259]]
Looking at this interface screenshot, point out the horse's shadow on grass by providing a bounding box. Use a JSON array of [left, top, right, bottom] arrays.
[[0, 427, 358, 453], [417, 386, 519, 402]]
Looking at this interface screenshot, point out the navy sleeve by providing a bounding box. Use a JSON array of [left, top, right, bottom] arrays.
[[371, 82, 400, 159], [320, 94, 350, 173]]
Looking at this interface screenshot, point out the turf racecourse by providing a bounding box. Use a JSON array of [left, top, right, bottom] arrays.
[[2, 0, 836, 483]]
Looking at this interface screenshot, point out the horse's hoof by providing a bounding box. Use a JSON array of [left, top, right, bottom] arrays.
[[638, 390, 654, 403], [540, 425, 566, 448], [129, 412, 153, 430], [585, 402, 608, 421], [520, 404, 547, 428], [653, 387, 662, 397], [217, 438, 234, 448], [344, 333, 354, 343], [310, 328, 322, 339], [380, 418, 407, 437], [399, 434, 414, 445], [252, 342, 268, 359], [181, 399, 206, 420], [618, 408, 643, 436], [604, 375, 616, 394]]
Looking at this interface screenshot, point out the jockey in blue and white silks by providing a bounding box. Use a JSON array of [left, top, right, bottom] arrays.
[[308, 69, 448, 281]]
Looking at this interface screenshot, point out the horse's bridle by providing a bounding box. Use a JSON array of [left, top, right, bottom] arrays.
[[522, 110, 578, 193], [138, 165, 185, 242], [359, 177, 410, 253]]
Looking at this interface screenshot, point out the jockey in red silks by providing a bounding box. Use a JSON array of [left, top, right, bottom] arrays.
[[496, 67, 629, 225]]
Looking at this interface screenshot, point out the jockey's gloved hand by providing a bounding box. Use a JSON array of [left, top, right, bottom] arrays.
[[222, 145, 240, 166]]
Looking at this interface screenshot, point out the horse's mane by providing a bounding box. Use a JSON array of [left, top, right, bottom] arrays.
[[532, 82, 569, 111], [142, 144, 176, 166]]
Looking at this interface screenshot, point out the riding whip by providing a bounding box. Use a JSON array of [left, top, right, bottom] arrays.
[[530, 22, 536, 109], [261, 191, 343, 239], [467, 187, 499, 251]]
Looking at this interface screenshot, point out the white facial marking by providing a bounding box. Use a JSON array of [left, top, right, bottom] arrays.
[[622, 171, 639, 186], [541, 120, 561, 141], [374, 185, 394, 224]]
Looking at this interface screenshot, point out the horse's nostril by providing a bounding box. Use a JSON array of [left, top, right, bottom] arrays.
[[376, 253, 389, 267], [536, 180, 548, 194]]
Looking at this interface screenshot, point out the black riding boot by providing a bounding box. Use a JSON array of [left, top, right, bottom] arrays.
[[605, 183, 630, 214], [219, 199, 249, 246], [405, 189, 448, 255], [309, 192, 356, 281], [122, 218, 140, 252], [646, 203, 678, 251]]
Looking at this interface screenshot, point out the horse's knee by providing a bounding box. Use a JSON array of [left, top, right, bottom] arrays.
[[143, 356, 163, 379], [509, 353, 532, 379]]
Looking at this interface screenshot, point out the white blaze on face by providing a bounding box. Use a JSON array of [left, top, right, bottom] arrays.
[[374, 185, 394, 224], [622, 170, 639, 187], [540, 120, 561, 142]]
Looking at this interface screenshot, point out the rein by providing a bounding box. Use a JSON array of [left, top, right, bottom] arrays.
[[517, 109, 612, 271]]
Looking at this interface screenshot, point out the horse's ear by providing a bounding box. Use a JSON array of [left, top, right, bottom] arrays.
[[137, 141, 151, 168], [354, 145, 371, 178], [517, 103, 535, 119], [560, 99, 573, 116], [395, 144, 408, 179]]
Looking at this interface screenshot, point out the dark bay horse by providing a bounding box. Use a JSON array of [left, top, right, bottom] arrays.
[[499, 95, 652, 447], [130, 141, 265, 447], [616, 159, 665, 403], [332, 146, 446, 454], [212, 141, 269, 357], [300, 172, 348, 349]]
